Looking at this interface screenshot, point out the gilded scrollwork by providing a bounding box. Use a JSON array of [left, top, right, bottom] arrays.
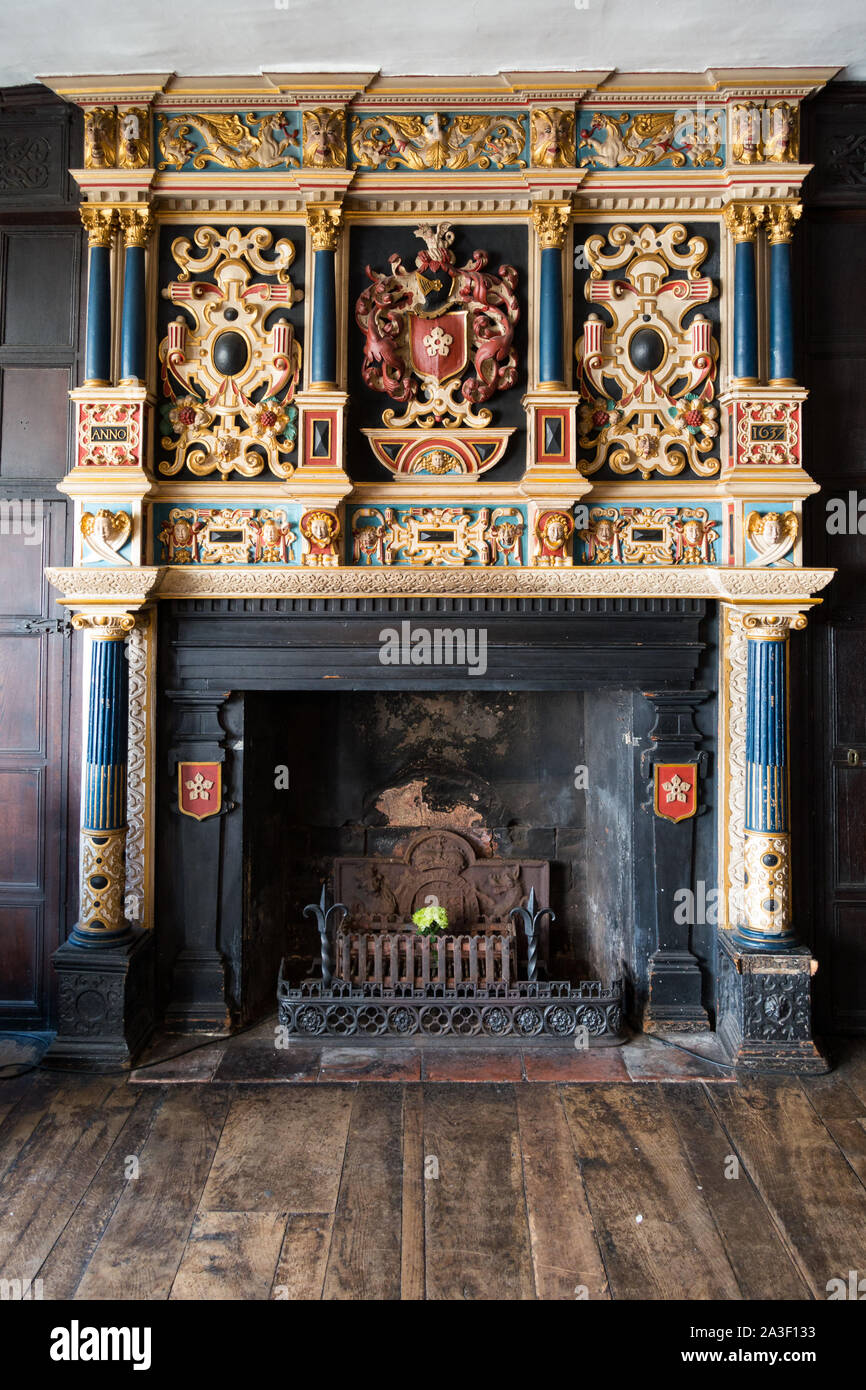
[[575, 223, 720, 479], [350, 112, 526, 171], [157, 111, 299, 170], [158, 225, 303, 479], [579, 506, 719, 565], [158, 507, 298, 564]]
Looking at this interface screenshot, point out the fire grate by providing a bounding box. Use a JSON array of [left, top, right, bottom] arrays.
[[277, 970, 625, 1044]]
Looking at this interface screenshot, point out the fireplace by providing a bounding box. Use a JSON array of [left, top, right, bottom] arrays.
[[151, 595, 718, 1042]]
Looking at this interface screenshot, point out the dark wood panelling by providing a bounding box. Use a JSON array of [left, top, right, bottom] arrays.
[[801, 82, 866, 1033], [0, 634, 41, 749], [0, 86, 81, 1024], [0, 906, 38, 1002], [0, 769, 41, 885], [1, 230, 79, 347], [0, 364, 72, 478]]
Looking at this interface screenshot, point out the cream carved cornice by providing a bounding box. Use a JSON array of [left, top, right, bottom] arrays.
[[44, 565, 834, 605]]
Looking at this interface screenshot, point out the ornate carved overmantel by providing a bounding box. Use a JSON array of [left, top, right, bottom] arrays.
[[39, 64, 839, 1070]]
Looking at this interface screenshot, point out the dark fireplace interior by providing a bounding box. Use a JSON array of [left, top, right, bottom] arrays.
[[244, 688, 638, 1007]]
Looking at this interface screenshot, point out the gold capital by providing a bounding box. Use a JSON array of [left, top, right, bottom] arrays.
[[118, 205, 154, 248], [722, 201, 767, 243], [305, 202, 343, 252], [739, 612, 808, 638], [81, 205, 117, 248], [531, 200, 572, 250], [766, 201, 802, 245], [71, 611, 136, 639]]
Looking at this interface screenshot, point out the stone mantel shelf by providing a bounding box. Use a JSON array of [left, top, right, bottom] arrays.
[[45, 565, 835, 606]]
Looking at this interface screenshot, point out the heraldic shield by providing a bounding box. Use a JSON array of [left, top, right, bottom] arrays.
[[409, 311, 468, 384]]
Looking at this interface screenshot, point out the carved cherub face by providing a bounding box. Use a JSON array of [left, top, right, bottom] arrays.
[[303, 108, 346, 168], [762, 512, 782, 544], [531, 108, 574, 167], [173, 519, 192, 545], [261, 520, 281, 543], [544, 517, 567, 547], [683, 519, 703, 546], [595, 518, 614, 545]]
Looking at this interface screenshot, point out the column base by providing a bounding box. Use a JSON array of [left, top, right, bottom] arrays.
[[644, 950, 710, 1032], [43, 927, 154, 1072], [163, 948, 231, 1033], [717, 930, 828, 1075]]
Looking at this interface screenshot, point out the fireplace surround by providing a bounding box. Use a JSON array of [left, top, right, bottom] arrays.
[[39, 64, 837, 1072]]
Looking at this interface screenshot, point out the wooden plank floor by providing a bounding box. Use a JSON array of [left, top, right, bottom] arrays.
[[1, 1040, 865, 1300]]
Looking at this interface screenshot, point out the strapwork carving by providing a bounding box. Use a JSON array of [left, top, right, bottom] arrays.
[[575, 223, 720, 479], [158, 225, 303, 479]]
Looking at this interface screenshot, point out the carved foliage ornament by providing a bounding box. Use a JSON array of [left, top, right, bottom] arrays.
[[575, 223, 720, 479], [355, 222, 519, 430], [158, 226, 303, 479], [157, 112, 299, 170], [350, 113, 526, 171], [0, 134, 51, 191], [579, 110, 722, 169]]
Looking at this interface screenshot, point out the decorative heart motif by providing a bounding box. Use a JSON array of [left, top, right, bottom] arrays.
[[80, 509, 132, 564], [746, 510, 798, 567]]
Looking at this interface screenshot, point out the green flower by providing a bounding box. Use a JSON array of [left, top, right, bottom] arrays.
[[412, 905, 449, 935]]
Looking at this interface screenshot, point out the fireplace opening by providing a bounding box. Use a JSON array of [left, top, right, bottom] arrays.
[[243, 688, 637, 1039]]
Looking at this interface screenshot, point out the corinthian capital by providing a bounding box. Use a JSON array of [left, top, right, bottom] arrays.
[[531, 200, 572, 250], [80, 205, 117, 248], [305, 201, 344, 252], [722, 201, 767, 243], [118, 205, 154, 248], [766, 201, 802, 245]]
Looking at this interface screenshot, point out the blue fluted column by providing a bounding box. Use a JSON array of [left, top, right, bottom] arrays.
[[532, 202, 570, 387], [119, 207, 152, 383], [70, 613, 135, 947], [81, 207, 116, 386], [767, 202, 801, 386], [734, 613, 805, 952], [724, 202, 765, 384], [306, 203, 342, 388]]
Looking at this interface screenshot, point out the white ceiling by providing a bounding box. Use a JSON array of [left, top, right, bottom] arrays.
[[0, 0, 863, 89]]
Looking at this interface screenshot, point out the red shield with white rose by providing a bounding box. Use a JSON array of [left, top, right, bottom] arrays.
[[178, 762, 222, 820], [653, 763, 698, 823], [409, 311, 468, 383]]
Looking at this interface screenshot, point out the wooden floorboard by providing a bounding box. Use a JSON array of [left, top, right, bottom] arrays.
[[199, 1085, 354, 1214], [0, 1078, 138, 1287], [322, 1084, 404, 1300], [707, 1077, 866, 1298], [516, 1084, 610, 1300], [560, 1084, 742, 1299], [423, 1083, 535, 1300], [2, 1040, 866, 1300], [73, 1087, 230, 1300]]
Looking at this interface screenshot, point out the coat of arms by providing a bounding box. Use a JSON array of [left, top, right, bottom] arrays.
[[355, 223, 518, 478]]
